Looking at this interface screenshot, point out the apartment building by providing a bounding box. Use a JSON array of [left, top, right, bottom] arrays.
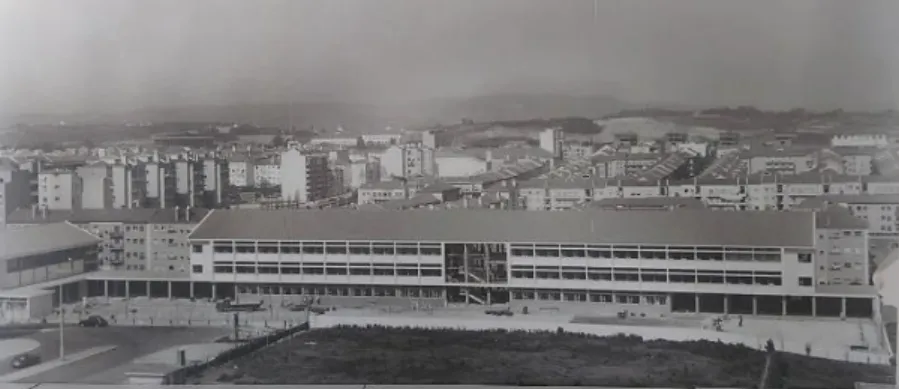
[[280, 149, 330, 203], [740, 147, 818, 175], [228, 155, 255, 187], [799, 195, 899, 237], [182, 209, 876, 318], [832, 133, 892, 148], [0, 223, 100, 290], [592, 153, 661, 178], [6, 207, 209, 273], [832, 147, 876, 176], [38, 170, 82, 210], [357, 181, 419, 205], [111, 162, 145, 209], [539, 128, 565, 159], [562, 143, 595, 161], [75, 162, 112, 209], [144, 160, 175, 208], [254, 158, 281, 187], [0, 160, 32, 226], [380, 144, 436, 180]]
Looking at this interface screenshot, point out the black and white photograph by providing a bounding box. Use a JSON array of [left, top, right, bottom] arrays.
[[0, 0, 898, 388]]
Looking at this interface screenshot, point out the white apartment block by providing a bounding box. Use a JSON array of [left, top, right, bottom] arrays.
[[380, 145, 436, 180], [111, 163, 144, 209], [228, 159, 255, 187], [38, 170, 81, 210], [539, 128, 564, 159], [832, 133, 891, 148], [280, 149, 330, 203], [254, 160, 281, 187], [75, 163, 112, 210]]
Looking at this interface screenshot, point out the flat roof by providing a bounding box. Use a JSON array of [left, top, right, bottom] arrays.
[[0, 223, 101, 261], [6, 208, 210, 225], [189, 209, 816, 247]]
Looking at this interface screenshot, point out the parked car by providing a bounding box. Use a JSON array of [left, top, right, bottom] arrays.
[[10, 353, 40, 369], [78, 315, 109, 327], [485, 307, 513, 316]]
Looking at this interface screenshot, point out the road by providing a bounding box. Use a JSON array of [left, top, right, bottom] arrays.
[[2, 326, 227, 384]]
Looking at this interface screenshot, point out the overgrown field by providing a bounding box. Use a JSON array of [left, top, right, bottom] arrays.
[[196, 325, 894, 388]]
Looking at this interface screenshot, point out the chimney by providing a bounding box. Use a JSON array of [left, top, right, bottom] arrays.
[[174, 206, 180, 222]]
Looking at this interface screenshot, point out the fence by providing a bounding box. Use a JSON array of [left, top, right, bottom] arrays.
[[162, 321, 310, 384]]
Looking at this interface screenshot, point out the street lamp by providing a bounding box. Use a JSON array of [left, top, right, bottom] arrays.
[[59, 257, 73, 360]]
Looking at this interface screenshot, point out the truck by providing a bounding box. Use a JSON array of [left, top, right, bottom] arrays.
[[215, 299, 264, 312]]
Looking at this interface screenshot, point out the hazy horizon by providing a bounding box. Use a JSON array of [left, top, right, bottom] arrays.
[[2, 0, 898, 119]]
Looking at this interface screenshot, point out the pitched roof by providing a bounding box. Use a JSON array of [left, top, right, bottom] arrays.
[[0, 223, 101, 261], [189, 208, 816, 247]]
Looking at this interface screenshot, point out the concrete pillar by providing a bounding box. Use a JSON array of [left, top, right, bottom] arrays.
[[125, 281, 130, 298], [752, 296, 758, 315], [811, 297, 817, 317], [723, 295, 729, 314], [694, 294, 700, 313], [146, 281, 150, 297], [104, 280, 109, 299], [189, 282, 195, 299], [781, 296, 787, 316], [167, 281, 173, 299], [840, 297, 847, 319]]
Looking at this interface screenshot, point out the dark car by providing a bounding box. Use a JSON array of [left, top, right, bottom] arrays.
[[10, 353, 40, 369], [78, 315, 109, 327]]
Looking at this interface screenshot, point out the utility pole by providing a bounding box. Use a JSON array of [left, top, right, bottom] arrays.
[[59, 284, 65, 360]]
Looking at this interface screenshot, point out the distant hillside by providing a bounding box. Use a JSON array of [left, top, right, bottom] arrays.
[[6, 94, 635, 133]]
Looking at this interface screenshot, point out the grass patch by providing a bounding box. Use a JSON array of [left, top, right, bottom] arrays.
[[196, 325, 893, 388]]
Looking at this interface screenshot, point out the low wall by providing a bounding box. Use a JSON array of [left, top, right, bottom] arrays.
[[311, 314, 891, 365], [235, 293, 444, 309], [163, 321, 310, 384]]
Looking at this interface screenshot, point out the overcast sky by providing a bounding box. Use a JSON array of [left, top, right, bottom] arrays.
[[1, 0, 897, 116]]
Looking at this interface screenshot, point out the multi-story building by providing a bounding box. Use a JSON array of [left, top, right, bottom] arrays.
[[380, 144, 436, 180], [434, 150, 488, 178], [539, 128, 564, 160], [280, 149, 330, 203], [6, 207, 209, 272], [253, 158, 281, 187], [422, 131, 437, 149], [0, 160, 32, 226], [592, 153, 661, 178], [831, 133, 892, 148], [740, 147, 818, 175], [228, 155, 255, 188], [38, 170, 82, 210], [357, 181, 418, 205], [832, 147, 876, 176], [144, 160, 175, 208], [75, 162, 112, 209], [562, 143, 595, 161], [184, 209, 876, 319], [799, 195, 899, 237], [111, 162, 146, 209]]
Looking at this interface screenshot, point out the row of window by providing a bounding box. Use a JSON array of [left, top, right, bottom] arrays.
[[510, 266, 785, 286], [209, 261, 443, 277], [236, 284, 444, 298], [510, 290, 667, 305], [509, 247, 785, 262], [205, 242, 443, 256]]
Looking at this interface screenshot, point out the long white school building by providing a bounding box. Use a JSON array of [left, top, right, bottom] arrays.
[[144, 208, 879, 319]]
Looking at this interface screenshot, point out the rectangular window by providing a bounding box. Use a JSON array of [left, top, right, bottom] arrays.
[[798, 277, 813, 286], [192, 245, 203, 253], [192, 265, 203, 273]]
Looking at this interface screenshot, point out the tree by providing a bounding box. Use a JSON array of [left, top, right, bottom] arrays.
[[270, 135, 286, 147]]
